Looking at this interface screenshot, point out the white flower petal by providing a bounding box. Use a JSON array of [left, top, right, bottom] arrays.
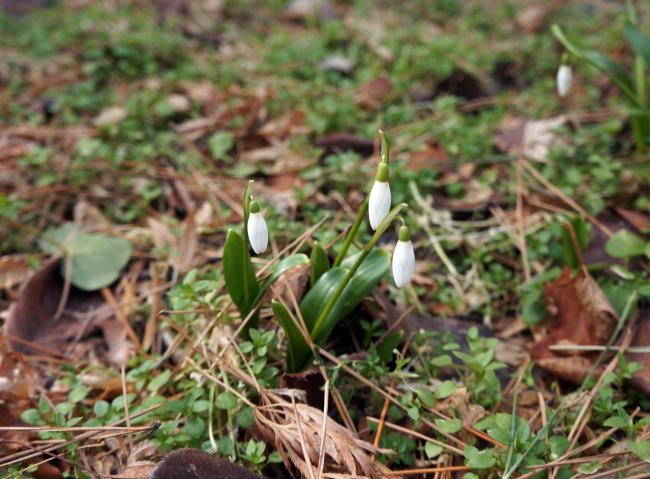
[[392, 240, 415, 288], [369, 181, 391, 230], [256, 214, 268, 253], [247, 212, 268, 254], [557, 65, 572, 97]]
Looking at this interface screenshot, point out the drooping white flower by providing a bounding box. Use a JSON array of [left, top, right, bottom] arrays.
[[369, 162, 391, 230], [557, 64, 572, 97], [392, 226, 415, 288], [247, 201, 268, 254]]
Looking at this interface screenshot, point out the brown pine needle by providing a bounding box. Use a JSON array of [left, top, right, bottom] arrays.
[[121, 365, 133, 451]]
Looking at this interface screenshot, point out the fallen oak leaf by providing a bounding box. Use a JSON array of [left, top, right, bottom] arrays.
[[529, 267, 618, 384]]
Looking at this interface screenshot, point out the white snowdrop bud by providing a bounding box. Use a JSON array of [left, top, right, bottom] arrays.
[[369, 162, 391, 230], [557, 64, 572, 97], [247, 201, 268, 254], [392, 225, 415, 288]]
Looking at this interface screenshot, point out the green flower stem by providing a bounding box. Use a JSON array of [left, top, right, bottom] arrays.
[[311, 203, 407, 341], [503, 289, 637, 479], [333, 130, 390, 268], [208, 383, 218, 454], [333, 195, 369, 268], [503, 390, 519, 474], [222, 370, 237, 461], [628, 0, 647, 150], [552, 24, 650, 122], [242, 181, 255, 311]]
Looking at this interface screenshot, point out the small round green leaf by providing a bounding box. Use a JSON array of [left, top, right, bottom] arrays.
[[185, 417, 205, 439], [605, 229, 646, 258], [216, 392, 238, 410], [434, 380, 457, 399], [631, 440, 650, 462]]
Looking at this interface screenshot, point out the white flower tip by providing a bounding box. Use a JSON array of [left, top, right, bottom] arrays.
[[392, 240, 415, 288], [369, 181, 391, 230], [247, 212, 268, 254], [557, 64, 572, 97]]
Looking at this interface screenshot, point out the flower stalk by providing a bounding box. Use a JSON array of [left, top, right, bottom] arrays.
[[310, 202, 408, 341], [333, 130, 390, 267]]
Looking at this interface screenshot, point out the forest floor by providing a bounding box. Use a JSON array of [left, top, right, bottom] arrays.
[[1, 1, 650, 479]]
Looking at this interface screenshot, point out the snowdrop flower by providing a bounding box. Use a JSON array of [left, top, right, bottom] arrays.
[[369, 161, 391, 230], [392, 224, 415, 288], [247, 200, 268, 254], [557, 54, 572, 97]]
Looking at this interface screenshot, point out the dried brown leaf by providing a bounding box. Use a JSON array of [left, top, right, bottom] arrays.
[[530, 267, 618, 384], [4, 260, 112, 356], [94, 106, 127, 127], [0, 338, 37, 400], [0, 255, 31, 290], [177, 209, 198, 273], [127, 440, 160, 466], [536, 356, 605, 385], [255, 396, 394, 479], [98, 319, 129, 366], [615, 208, 650, 235]]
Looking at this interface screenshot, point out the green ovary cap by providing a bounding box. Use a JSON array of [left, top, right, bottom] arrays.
[[375, 162, 389, 182], [250, 201, 260, 213], [398, 225, 410, 242]]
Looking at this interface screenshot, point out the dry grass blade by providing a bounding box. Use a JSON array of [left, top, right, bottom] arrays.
[[0, 405, 162, 469], [292, 391, 316, 479], [317, 380, 330, 479]]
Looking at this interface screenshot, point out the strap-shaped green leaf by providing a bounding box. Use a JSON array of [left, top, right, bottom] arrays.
[[340, 248, 391, 318], [300, 267, 350, 346], [223, 229, 260, 338], [583, 51, 634, 91], [271, 300, 312, 373], [625, 22, 650, 70], [310, 242, 330, 287]]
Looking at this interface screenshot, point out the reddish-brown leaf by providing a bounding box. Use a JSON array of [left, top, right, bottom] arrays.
[[530, 267, 618, 384]]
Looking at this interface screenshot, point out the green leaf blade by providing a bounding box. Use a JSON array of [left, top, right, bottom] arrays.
[[310, 242, 330, 287], [605, 229, 646, 258], [300, 267, 350, 347], [223, 229, 260, 338], [339, 249, 391, 317], [631, 440, 650, 462], [625, 22, 650, 70], [272, 300, 312, 373]]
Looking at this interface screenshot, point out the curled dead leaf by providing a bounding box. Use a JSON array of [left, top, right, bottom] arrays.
[[537, 356, 605, 385], [4, 260, 113, 356], [530, 267, 618, 384]]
